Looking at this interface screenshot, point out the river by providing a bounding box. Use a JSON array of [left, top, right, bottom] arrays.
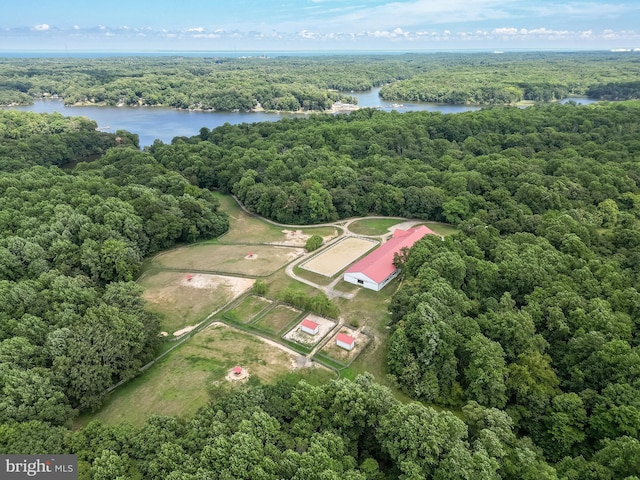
[[6, 88, 596, 147]]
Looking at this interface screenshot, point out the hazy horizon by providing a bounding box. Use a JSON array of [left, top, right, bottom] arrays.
[[2, 0, 639, 52]]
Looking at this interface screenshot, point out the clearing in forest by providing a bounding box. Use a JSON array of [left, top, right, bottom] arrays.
[[140, 271, 254, 334], [83, 323, 300, 427], [153, 243, 305, 276]]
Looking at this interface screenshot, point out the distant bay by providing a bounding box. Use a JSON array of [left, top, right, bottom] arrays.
[[6, 88, 595, 147]]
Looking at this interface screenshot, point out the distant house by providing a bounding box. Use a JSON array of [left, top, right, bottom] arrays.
[[336, 333, 355, 351], [300, 318, 320, 335], [343, 225, 436, 291]]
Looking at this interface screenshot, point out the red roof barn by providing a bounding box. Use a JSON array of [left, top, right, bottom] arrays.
[[343, 226, 436, 291]]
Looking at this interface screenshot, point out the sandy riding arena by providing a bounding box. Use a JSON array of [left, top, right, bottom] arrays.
[[301, 237, 378, 277]]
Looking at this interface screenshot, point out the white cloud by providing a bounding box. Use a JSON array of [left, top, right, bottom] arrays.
[[33, 24, 50, 31], [493, 27, 518, 35], [187, 27, 204, 32]]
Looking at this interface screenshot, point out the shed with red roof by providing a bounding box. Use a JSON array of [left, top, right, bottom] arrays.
[[343, 226, 436, 291], [336, 333, 356, 351], [300, 318, 320, 335]]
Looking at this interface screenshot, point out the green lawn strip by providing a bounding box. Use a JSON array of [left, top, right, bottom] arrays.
[[422, 221, 458, 236], [334, 282, 400, 390], [293, 265, 334, 285], [348, 218, 405, 236], [312, 352, 347, 370]]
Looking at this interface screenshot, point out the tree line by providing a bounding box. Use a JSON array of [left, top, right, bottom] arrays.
[[1, 52, 639, 110], [0, 111, 228, 421], [1, 374, 568, 479]]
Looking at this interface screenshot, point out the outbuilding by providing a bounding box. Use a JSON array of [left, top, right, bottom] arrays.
[[336, 333, 355, 351], [343, 226, 436, 291], [300, 318, 320, 335]]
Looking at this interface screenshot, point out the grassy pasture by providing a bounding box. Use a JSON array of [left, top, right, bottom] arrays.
[[226, 295, 273, 324], [348, 218, 405, 235], [423, 221, 458, 237], [140, 271, 254, 334], [153, 244, 304, 276], [213, 192, 339, 245], [80, 324, 296, 427], [254, 304, 302, 334]]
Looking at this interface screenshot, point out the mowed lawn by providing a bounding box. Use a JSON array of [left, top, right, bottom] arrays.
[[83, 324, 296, 427], [348, 218, 457, 237], [153, 244, 305, 276], [140, 271, 254, 334]]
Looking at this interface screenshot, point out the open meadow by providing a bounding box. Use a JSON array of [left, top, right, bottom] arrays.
[[140, 271, 254, 334], [153, 243, 305, 276], [254, 304, 302, 334], [214, 192, 339, 245], [81, 324, 300, 427]]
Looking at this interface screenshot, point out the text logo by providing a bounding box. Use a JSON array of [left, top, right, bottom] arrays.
[[1, 455, 77, 479]]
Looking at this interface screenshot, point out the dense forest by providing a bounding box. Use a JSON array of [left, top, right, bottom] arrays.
[[0, 111, 228, 421], [2, 92, 640, 478], [1, 52, 640, 110], [147, 100, 640, 477]]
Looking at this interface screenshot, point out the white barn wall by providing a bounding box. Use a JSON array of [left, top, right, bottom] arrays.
[[343, 272, 381, 291]]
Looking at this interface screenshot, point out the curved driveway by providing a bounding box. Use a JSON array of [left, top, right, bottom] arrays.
[[230, 196, 426, 298]]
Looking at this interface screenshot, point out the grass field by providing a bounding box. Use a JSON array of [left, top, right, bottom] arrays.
[[213, 192, 339, 245], [348, 218, 405, 235], [255, 304, 302, 334], [423, 222, 458, 237], [226, 295, 273, 324], [292, 265, 334, 286], [80, 324, 297, 427], [140, 271, 254, 334], [153, 244, 304, 276]]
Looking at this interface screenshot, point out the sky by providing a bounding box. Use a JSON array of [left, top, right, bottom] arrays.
[[1, 0, 639, 52]]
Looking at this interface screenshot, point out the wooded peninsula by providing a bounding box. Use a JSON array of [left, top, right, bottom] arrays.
[[1, 52, 640, 110], [1, 52, 640, 479]]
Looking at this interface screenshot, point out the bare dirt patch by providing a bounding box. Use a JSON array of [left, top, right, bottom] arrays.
[[283, 314, 337, 347], [225, 366, 249, 382], [301, 237, 378, 277]]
